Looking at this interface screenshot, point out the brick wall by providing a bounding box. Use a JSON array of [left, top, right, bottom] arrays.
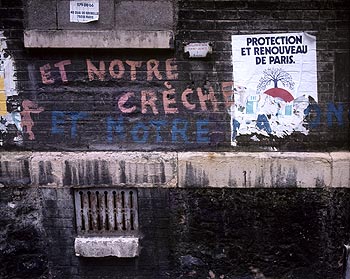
[[0, 187, 49, 278], [1, 1, 350, 279], [168, 188, 350, 279], [40, 187, 172, 279], [0, 0, 348, 151], [1, 185, 350, 278], [175, 0, 350, 150]]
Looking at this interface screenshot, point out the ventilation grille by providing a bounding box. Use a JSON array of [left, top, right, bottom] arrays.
[[74, 188, 138, 235]]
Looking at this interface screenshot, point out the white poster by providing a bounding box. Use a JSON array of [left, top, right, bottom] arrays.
[[230, 32, 317, 145], [70, 0, 99, 23]]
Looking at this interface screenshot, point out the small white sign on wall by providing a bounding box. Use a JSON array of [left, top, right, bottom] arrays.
[[184, 43, 212, 58], [70, 0, 99, 23]]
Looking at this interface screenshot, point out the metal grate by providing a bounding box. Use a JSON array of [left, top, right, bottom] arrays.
[[74, 188, 138, 235]]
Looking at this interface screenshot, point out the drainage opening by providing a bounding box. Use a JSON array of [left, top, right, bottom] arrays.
[[74, 188, 138, 235]]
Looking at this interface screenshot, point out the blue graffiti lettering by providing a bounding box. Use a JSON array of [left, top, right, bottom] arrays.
[[150, 120, 167, 143], [304, 104, 321, 128], [51, 111, 65, 135], [106, 117, 198, 144], [171, 118, 189, 143], [106, 116, 126, 143], [131, 123, 149, 143], [71, 112, 88, 138], [196, 119, 209, 143], [51, 111, 88, 139], [327, 102, 344, 127]]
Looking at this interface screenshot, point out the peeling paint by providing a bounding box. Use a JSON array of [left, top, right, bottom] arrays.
[[0, 31, 22, 145], [230, 33, 318, 145]]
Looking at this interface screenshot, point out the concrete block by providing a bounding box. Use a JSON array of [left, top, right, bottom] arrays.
[[0, 153, 31, 186], [56, 188, 73, 201], [74, 237, 139, 257], [30, 152, 65, 186], [57, 0, 114, 30], [60, 152, 177, 187], [178, 152, 334, 188], [330, 152, 350, 187], [25, 0, 57, 30], [41, 188, 57, 200], [24, 30, 174, 48], [1, 152, 349, 188], [268, 152, 332, 187], [28, 152, 177, 187], [115, 1, 174, 31]]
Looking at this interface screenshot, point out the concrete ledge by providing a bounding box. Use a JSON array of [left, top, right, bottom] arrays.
[[28, 152, 178, 187], [24, 30, 174, 49], [74, 237, 139, 257], [1, 152, 349, 188], [178, 152, 350, 188], [1, 152, 178, 187], [0, 153, 31, 186], [330, 152, 350, 188]]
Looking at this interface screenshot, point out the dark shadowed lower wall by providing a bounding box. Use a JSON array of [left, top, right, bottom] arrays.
[[1, 186, 350, 279]]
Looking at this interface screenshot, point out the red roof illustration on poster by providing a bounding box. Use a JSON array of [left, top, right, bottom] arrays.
[[264, 88, 294, 102]]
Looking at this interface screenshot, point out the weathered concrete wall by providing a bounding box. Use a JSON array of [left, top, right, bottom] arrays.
[[178, 152, 350, 188], [24, 0, 175, 48], [1, 151, 349, 278], [0, 187, 49, 278], [1, 1, 350, 279], [168, 188, 350, 279], [25, 0, 175, 31], [24, 30, 174, 48], [1, 186, 173, 279], [1, 185, 350, 279], [1, 0, 349, 151], [1, 151, 349, 188]]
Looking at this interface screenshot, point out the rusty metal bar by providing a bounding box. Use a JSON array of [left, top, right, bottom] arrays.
[[74, 188, 138, 235]]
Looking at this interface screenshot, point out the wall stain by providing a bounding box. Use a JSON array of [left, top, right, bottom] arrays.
[[184, 162, 209, 187], [0, 159, 30, 185], [119, 160, 126, 184], [228, 169, 237, 187], [38, 161, 53, 186]]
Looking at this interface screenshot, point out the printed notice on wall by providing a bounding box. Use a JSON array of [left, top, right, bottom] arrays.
[[229, 32, 317, 144], [70, 0, 99, 23]]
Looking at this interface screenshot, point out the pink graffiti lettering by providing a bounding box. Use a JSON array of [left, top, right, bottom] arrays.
[[39, 58, 179, 84], [141, 90, 159, 115], [40, 60, 72, 84], [181, 88, 196, 110], [118, 92, 136, 113], [117, 83, 223, 115], [196, 86, 218, 112], [87, 59, 106, 81], [162, 82, 178, 114], [109, 59, 125, 79], [165, 58, 178, 80], [125, 60, 143, 81], [53, 60, 71, 83], [21, 100, 44, 140], [147, 59, 163, 81], [39, 63, 54, 84]]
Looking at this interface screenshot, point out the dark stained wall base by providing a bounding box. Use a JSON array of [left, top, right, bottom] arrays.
[[1, 187, 349, 279]]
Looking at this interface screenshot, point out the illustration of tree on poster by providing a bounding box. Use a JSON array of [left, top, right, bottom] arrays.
[[230, 32, 317, 145]]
